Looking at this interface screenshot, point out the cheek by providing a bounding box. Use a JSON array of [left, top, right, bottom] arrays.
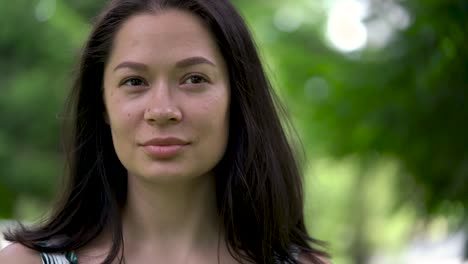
[[185, 91, 229, 142], [202, 91, 229, 123], [106, 97, 137, 136], [203, 92, 230, 142]]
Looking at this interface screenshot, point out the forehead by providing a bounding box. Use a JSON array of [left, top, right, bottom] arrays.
[[107, 10, 223, 66]]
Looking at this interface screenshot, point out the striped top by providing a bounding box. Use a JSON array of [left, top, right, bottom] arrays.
[[40, 248, 301, 263], [39, 251, 300, 264], [40, 251, 78, 264]]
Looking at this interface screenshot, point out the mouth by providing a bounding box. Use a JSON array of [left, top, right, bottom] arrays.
[[140, 137, 190, 159]]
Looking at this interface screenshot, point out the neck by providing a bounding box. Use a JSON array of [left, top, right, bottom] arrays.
[[121, 173, 220, 258]]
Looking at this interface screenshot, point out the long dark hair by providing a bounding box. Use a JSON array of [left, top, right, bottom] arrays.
[[5, 0, 329, 263]]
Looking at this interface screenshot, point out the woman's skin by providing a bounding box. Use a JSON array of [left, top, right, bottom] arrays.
[[0, 9, 236, 264], [100, 9, 231, 264]]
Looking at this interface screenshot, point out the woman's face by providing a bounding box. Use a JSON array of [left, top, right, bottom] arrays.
[[103, 10, 230, 182]]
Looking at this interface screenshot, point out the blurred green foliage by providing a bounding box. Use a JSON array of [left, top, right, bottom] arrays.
[[1, 0, 467, 263], [245, 0, 468, 216], [0, 0, 90, 218]]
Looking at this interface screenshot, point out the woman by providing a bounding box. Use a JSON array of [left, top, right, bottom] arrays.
[[1, 0, 329, 263]]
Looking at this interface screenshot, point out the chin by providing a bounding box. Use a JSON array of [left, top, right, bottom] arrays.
[[135, 167, 213, 183]]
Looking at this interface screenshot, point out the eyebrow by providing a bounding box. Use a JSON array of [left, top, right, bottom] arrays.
[[113, 56, 216, 72], [175, 56, 216, 68], [113, 61, 148, 72]]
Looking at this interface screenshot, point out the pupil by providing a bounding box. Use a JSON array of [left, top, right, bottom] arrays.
[[191, 76, 202, 83]]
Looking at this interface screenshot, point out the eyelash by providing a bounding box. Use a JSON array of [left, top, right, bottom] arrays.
[[121, 77, 147, 87], [181, 74, 209, 85], [120, 74, 209, 88]]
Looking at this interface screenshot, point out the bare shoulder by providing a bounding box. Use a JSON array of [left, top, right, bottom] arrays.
[[316, 256, 332, 264], [0, 243, 42, 264], [298, 253, 332, 264]]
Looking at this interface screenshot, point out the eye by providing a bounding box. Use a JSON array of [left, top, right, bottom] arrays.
[[121, 77, 147, 87], [182, 74, 208, 85]]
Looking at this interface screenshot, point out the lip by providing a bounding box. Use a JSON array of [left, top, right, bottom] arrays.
[[140, 137, 189, 159], [141, 137, 189, 146]]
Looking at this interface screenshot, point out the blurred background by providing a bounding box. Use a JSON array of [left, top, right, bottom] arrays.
[[0, 0, 467, 263]]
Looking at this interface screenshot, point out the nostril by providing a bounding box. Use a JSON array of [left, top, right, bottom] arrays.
[[143, 106, 182, 126]]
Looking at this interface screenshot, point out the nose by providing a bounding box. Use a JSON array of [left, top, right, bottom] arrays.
[[143, 84, 182, 126]]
